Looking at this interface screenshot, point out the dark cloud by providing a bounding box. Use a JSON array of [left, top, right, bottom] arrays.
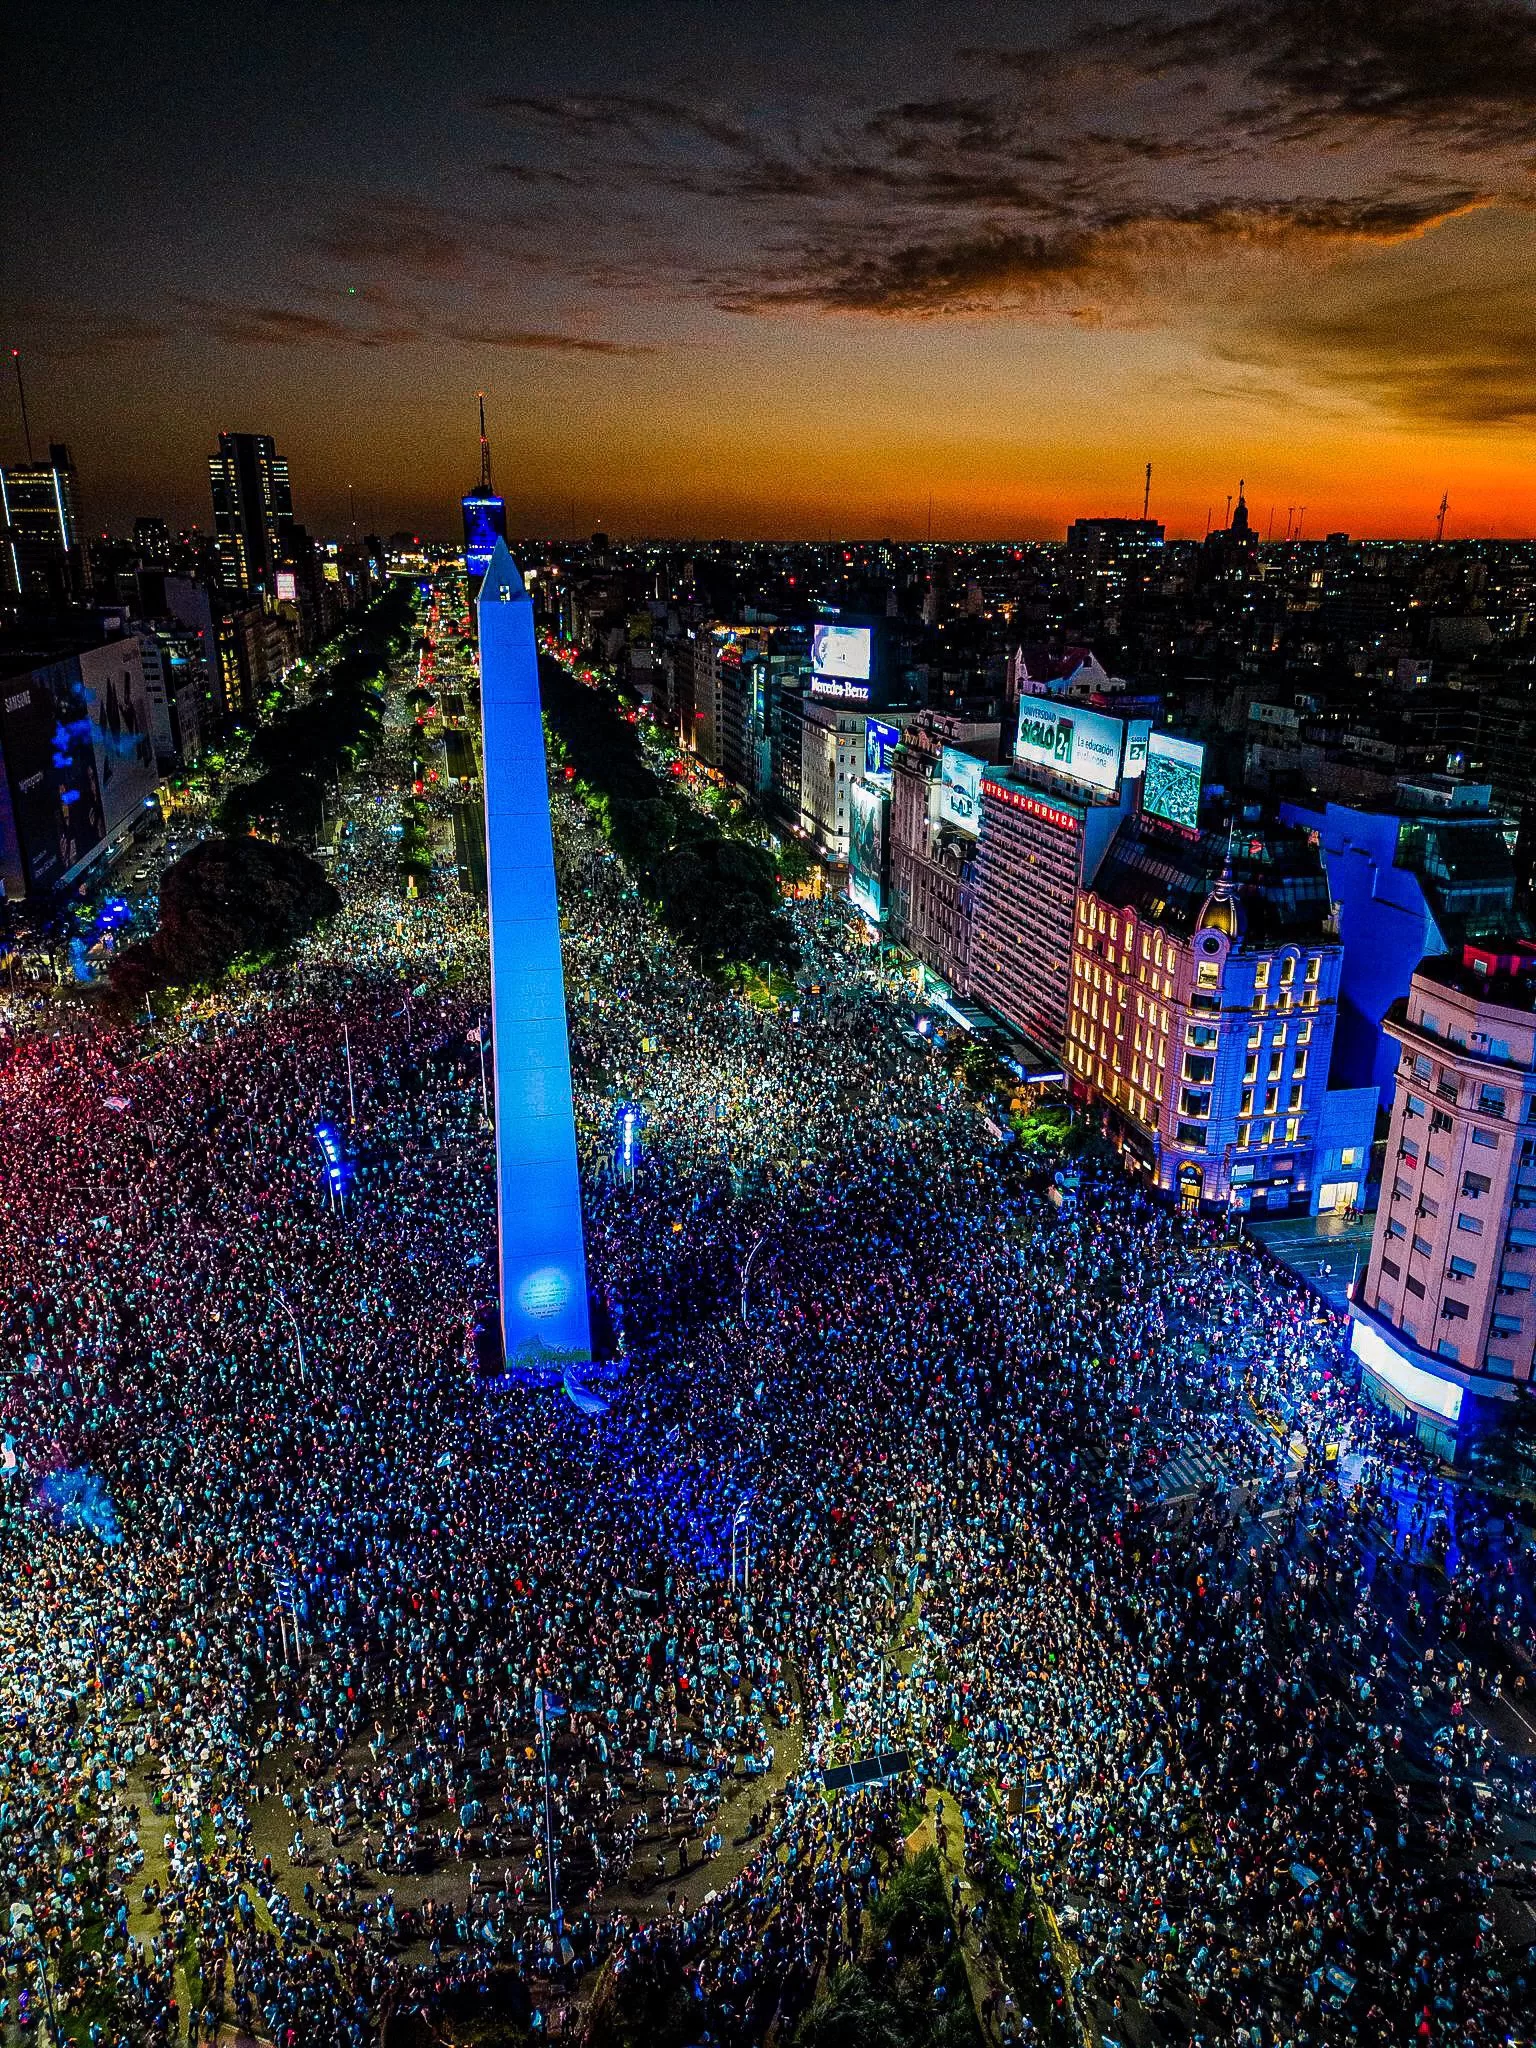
[[179, 300, 419, 348], [440, 325, 656, 357], [1026, 0, 1536, 145], [484, 91, 752, 156], [315, 200, 468, 278], [721, 193, 1487, 316]]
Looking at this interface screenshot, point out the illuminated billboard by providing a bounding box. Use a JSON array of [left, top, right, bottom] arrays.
[[811, 622, 872, 683], [1013, 698, 1125, 795], [0, 660, 108, 895], [80, 643, 160, 839], [1123, 718, 1151, 780], [463, 491, 509, 579], [1142, 731, 1205, 832], [864, 717, 901, 784], [937, 746, 983, 836], [847, 780, 884, 921], [275, 569, 298, 604]]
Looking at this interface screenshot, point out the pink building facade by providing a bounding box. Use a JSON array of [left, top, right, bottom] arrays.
[[1353, 943, 1536, 1459]]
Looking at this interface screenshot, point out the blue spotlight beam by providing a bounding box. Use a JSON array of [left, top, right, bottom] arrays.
[[478, 539, 593, 1369]]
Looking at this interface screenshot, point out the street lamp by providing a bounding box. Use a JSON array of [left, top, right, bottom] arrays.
[[274, 1291, 308, 1383], [740, 1233, 769, 1324]]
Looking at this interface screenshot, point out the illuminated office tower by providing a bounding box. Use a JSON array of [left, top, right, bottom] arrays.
[[477, 536, 592, 1368], [208, 431, 293, 596]]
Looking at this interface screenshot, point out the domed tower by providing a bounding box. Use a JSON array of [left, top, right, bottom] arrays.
[[1197, 850, 1244, 942]]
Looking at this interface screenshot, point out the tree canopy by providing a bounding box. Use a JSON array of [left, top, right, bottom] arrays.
[[110, 837, 340, 998]]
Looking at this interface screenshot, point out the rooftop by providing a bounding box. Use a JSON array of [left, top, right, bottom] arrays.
[[1414, 942, 1536, 1016], [1093, 816, 1335, 944]]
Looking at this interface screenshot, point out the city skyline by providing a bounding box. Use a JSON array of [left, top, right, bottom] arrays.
[[10, 0, 1536, 541]]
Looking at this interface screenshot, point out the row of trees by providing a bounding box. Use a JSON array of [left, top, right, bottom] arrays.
[[217, 580, 414, 838], [541, 657, 799, 974], [108, 582, 416, 1003]]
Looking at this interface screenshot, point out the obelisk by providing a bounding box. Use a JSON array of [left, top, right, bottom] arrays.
[[477, 537, 592, 1368]]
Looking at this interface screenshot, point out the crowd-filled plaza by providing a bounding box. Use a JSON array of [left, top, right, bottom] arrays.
[[2, 592, 1535, 2048]]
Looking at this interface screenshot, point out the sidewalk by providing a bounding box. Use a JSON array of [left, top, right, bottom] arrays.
[[1247, 1209, 1375, 1313]]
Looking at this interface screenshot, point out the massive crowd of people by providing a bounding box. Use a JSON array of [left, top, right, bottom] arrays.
[[2, 587, 1534, 2048]]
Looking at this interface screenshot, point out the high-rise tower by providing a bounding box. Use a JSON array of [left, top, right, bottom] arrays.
[[477, 536, 591, 1369], [208, 431, 293, 595]]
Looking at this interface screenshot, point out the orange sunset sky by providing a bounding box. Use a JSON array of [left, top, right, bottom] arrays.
[[9, 1, 1536, 542]]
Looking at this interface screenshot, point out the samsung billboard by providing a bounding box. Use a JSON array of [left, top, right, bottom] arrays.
[[1013, 697, 1126, 795]]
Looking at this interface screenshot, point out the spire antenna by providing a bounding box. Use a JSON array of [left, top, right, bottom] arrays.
[[478, 391, 492, 493], [1142, 461, 1152, 520], [11, 349, 33, 462]]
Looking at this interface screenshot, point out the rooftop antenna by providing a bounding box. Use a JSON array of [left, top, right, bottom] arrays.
[[1204, 507, 1212, 537], [348, 482, 356, 534], [1224, 493, 1233, 526], [1142, 461, 1152, 520], [477, 391, 493, 493], [1266, 506, 1274, 541], [1296, 504, 1306, 541], [1285, 506, 1293, 540], [11, 349, 33, 462], [1435, 490, 1449, 543]]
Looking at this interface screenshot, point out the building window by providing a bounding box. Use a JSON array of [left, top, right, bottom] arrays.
[[1381, 1255, 1401, 1280], [1176, 1121, 1206, 1143], [1340, 1146, 1361, 1167], [1437, 1338, 1460, 1362], [1492, 1312, 1522, 1336], [1255, 960, 1271, 989], [1449, 1256, 1477, 1279], [1421, 1010, 1440, 1035], [1471, 1127, 1499, 1149], [1386, 1218, 1406, 1239], [1463, 1171, 1492, 1197], [1456, 1213, 1482, 1235], [1430, 1109, 1453, 1134], [1305, 955, 1321, 983], [1500, 1269, 1532, 1292], [1405, 1094, 1426, 1119], [1478, 1089, 1506, 1117], [1486, 1352, 1516, 1374], [1441, 1297, 1469, 1321], [1413, 1234, 1434, 1257]]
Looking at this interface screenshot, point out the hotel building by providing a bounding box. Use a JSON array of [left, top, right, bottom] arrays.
[[1065, 818, 1375, 1215]]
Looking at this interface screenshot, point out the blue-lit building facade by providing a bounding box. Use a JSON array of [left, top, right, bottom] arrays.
[[1066, 818, 1377, 1215], [1282, 776, 1522, 1111]]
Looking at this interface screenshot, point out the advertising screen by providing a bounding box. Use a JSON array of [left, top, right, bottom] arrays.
[[462, 491, 508, 577], [0, 661, 107, 895], [275, 569, 298, 604], [82, 646, 159, 838], [938, 746, 983, 836], [1142, 731, 1205, 831], [1013, 697, 1125, 794], [1123, 718, 1151, 780], [810, 622, 872, 683], [864, 717, 901, 784], [847, 780, 884, 921]]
